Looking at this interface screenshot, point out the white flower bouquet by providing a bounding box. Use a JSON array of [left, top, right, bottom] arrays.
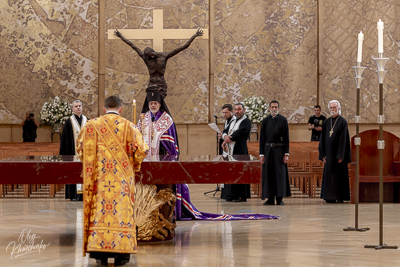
[[243, 96, 268, 123], [40, 96, 72, 126]]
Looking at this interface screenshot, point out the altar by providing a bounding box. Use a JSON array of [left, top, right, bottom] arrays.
[[0, 155, 261, 198]]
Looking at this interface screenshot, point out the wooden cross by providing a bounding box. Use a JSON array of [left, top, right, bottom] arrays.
[[108, 9, 208, 52]]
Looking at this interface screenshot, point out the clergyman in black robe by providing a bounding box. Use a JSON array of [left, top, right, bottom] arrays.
[[318, 100, 351, 203], [221, 103, 251, 202], [219, 104, 234, 199], [59, 100, 88, 201], [260, 100, 291, 205]]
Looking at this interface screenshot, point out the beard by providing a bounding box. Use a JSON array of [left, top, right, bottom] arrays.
[[271, 110, 279, 116], [150, 108, 159, 114], [330, 110, 338, 116]]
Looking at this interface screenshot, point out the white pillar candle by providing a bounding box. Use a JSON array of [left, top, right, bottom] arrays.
[[377, 19, 384, 54], [357, 31, 364, 63]]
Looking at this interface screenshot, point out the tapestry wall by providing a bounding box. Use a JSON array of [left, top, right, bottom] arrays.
[[9, 1, 400, 125], [0, 0, 319, 125], [213, 0, 318, 123], [0, 0, 99, 124], [321, 0, 400, 123]]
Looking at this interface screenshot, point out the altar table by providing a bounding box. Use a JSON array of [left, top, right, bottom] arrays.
[[0, 155, 261, 198]]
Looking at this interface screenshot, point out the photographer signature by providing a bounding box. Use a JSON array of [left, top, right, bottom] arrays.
[[6, 229, 50, 258]]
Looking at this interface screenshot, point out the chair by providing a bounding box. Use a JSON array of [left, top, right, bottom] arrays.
[[350, 130, 400, 203]]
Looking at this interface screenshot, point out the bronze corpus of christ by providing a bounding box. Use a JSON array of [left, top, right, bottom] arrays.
[[114, 29, 203, 100]]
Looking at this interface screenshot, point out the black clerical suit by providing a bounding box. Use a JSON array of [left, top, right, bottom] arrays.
[[318, 115, 351, 202], [60, 114, 87, 201], [260, 114, 291, 200], [222, 116, 251, 201]]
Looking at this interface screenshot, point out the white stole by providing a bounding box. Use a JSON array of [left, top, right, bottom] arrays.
[[70, 114, 87, 155], [70, 114, 87, 195], [224, 116, 236, 131], [223, 115, 247, 157], [138, 111, 173, 156]]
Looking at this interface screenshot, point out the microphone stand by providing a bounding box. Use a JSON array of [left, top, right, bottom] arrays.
[[204, 114, 221, 196]]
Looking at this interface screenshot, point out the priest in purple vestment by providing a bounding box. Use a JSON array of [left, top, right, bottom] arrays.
[[137, 91, 179, 156]]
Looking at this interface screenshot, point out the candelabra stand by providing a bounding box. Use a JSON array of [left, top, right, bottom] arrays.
[[364, 54, 397, 250], [343, 63, 370, 232]]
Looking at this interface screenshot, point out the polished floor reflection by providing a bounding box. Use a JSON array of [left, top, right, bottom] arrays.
[[0, 184, 399, 266]]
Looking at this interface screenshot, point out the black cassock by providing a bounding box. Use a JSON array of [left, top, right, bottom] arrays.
[[318, 116, 351, 201], [219, 116, 234, 199], [259, 114, 291, 199], [59, 115, 84, 201], [223, 117, 251, 201]]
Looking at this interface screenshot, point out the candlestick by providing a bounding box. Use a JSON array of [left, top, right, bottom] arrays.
[[140, 113, 145, 134], [357, 31, 364, 63], [377, 19, 384, 54], [364, 55, 397, 250], [133, 99, 136, 124]]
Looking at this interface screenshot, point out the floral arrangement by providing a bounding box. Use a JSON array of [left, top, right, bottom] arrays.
[[40, 155, 63, 162], [243, 96, 268, 123], [40, 96, 72, 125]]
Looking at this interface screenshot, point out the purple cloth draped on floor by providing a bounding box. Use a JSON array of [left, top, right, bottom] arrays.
[[175, 184, 279, 220]]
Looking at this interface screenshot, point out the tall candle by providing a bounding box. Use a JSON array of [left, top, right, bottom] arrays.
[[377, 19, 384, 53], [357, 31, 364, 63], [132, 99, 136, 124]]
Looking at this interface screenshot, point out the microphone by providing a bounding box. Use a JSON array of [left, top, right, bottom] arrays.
[[213, 113, 218, 119]]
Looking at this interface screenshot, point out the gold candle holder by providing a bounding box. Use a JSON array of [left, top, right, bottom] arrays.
[[132, 99, 136, 124]]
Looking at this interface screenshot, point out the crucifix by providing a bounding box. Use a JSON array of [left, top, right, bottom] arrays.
[[108, 9, 208, 114], [108, 9, 208, 52]]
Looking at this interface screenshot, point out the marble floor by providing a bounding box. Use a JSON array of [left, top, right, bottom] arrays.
[[0, 184, 399, 267]]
